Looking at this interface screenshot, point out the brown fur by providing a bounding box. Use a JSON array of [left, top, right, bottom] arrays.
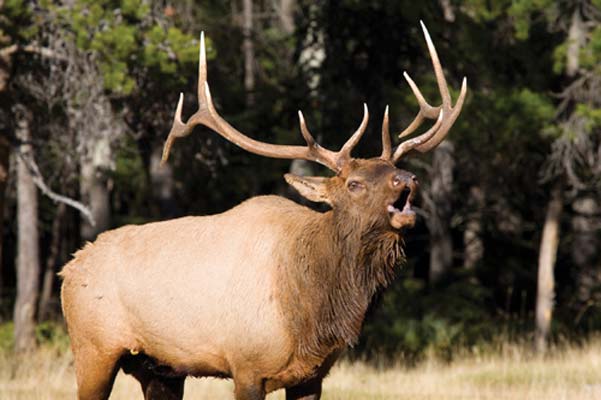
[[61, 158, 417, 400]]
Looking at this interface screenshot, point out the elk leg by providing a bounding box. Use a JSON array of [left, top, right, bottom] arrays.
[[71, 345, 120, 400], [141, 375, 185, 400], [233, 377, 265, 400], [285, 377, 323, 400]]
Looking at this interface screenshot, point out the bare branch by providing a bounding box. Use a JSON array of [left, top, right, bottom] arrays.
[[16, 146, 96, 226], [0, 44, 67, 61]]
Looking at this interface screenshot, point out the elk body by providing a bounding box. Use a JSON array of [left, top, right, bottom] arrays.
[[60, 23, 466, 400]]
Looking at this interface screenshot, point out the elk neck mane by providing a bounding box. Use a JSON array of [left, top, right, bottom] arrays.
[[275, 206, 405, 364]]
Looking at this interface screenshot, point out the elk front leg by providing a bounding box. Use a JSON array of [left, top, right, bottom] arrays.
[[285, 376, 322, 400], [233, 376, 265, 400]]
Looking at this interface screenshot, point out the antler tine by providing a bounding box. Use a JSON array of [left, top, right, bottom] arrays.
[[298, 111, 316, 147], [393, 110, 444, 162], [198, 31, 207, 104], [391, 22, 468, 161], [161, 32, 212, 165], [338, 103, 369, 165], [380, 106, 392, 160], [414, 77, 467, 152], [420, 21, 451, 108]]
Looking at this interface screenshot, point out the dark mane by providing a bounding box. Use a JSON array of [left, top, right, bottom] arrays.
[[276, 209, 405, 364]]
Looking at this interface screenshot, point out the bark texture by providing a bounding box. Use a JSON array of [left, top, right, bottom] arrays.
[[150, 145, 178, 218], [242, 0, 255, 107], [427, 141, 455, 283], [463, 186, 485, 269], [535, 187, 563, 354], [572, 196, 601, 306], [38, 203, 66, 321], [79, 145, 111, 241], [0, 134, 9, 291], [14, 107, 39, 353]]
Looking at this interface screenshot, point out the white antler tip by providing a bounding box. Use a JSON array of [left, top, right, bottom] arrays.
[[298, 110, 305, 121], [420, 21, 434, 47], [200, 31, 206, 57], [384, 105, 389, 115], [363, 102, 369, 116]]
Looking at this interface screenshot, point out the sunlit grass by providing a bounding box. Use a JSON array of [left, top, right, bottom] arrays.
[[2, 337, 601, 399]]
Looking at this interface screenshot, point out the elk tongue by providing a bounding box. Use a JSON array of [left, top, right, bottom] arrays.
[[387, 204, 416, 229]]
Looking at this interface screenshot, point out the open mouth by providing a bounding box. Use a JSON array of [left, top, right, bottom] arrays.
[[386, 187, 416, 229]]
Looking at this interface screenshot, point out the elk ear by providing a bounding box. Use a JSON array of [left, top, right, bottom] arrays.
[[284, 174, 332, 205]]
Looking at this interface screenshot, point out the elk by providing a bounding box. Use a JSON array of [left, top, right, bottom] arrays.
[[60, 22, 466, 400]]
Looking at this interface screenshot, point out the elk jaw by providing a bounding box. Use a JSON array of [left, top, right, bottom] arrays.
[[387, 187, 416, 229]]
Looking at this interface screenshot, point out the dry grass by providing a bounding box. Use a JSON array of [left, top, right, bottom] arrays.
[[2, 340, 601, 399]]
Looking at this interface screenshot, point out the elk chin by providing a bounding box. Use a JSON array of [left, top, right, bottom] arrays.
[[387, 203, 416, 229]]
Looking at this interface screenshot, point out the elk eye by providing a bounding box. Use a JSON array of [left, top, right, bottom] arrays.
[[347, 180, 364, 192], [392, 176, 402, 187]]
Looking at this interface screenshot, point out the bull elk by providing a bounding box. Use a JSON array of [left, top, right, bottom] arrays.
[[61, 22, 466, 400]]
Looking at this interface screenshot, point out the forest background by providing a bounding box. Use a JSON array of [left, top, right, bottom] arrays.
[[0, 0, 600, 365]]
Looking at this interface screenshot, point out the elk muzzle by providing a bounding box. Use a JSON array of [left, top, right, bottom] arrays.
[[387, 173, 418, 229]]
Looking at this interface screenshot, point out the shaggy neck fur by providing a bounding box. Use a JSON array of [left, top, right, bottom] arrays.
[[277, 209, 404, 365]]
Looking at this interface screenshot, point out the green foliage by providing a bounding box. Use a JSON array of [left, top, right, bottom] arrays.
[[111, 136, 149, 225], [580, 24, 601, 71], [1, 0, 37, 42], [45, 0, 201, 94], [359, 272, 497, 363], [0, 322, 13, 352], [507, 0, 554, 40], [35, 321, 70, 353], [0, 322, 69, 353], [461, 0, 512, 22]]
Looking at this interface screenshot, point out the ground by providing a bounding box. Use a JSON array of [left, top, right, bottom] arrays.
[[2, 338, 601, 399]]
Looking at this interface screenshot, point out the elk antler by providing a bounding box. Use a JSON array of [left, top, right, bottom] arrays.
[[384, 21, 467, 163], [161, 32, 369, 173]]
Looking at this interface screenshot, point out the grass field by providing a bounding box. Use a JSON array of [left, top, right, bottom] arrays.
[[2, 339, 601, 399]]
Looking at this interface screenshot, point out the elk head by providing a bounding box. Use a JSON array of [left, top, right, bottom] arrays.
[[161, 22, 467, 232]]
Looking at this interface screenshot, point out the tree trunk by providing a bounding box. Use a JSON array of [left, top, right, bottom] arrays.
[[439, 0, 455, 23], [0, 134, 9, 294], [427, 141, 455, 284], [0, 40, 14, 296], [38, 203, 66, 321], [242, 0, 255, 107], [572, 196, 601, 306], [566, 7, 584, 78], [14, 106, 39, 353], [535, 186, 563, 354], [279, 0, 295, 34], [463, 186, 485, 270], [79, 134, 111, 241], [150, 145, 178, 218]]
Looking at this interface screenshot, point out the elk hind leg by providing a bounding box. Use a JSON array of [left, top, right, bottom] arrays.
[[72, 346, 121, 400]]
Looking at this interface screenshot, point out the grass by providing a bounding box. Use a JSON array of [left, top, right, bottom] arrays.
[[2, 334, 601, 399]]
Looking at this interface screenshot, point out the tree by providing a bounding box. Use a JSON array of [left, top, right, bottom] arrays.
[[424, 141, 455, 284], [535, 186, 562, 353], [13, 105, 38, 352]]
